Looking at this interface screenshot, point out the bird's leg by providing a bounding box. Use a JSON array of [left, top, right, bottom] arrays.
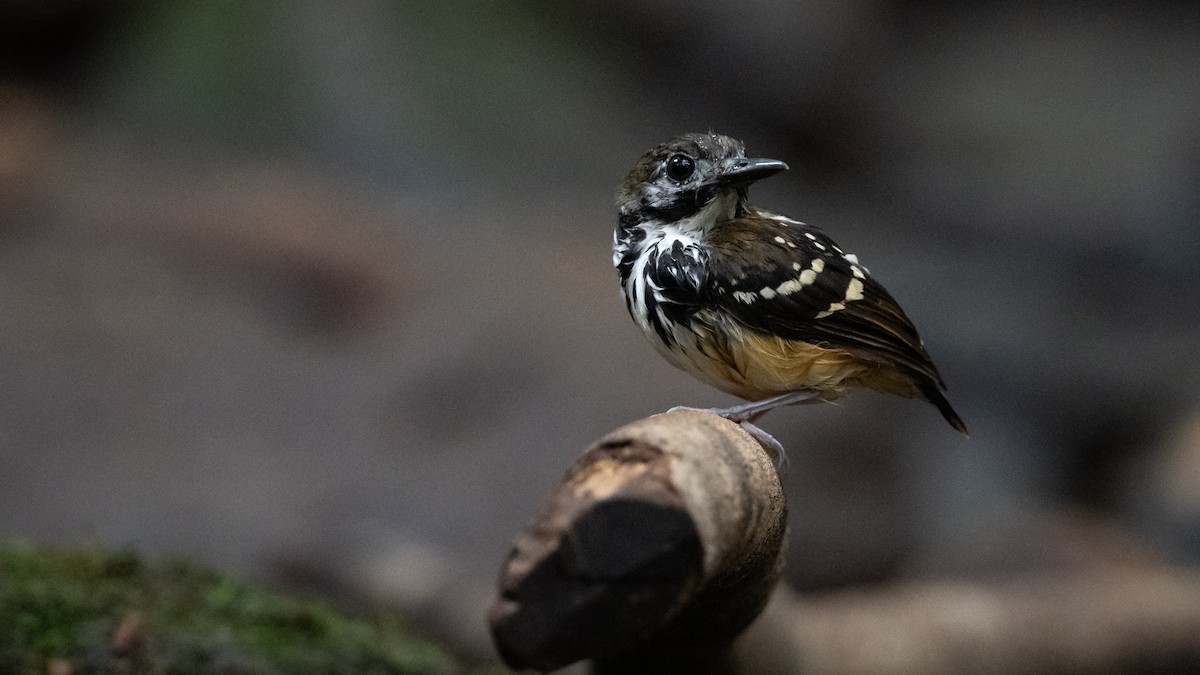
[[669, 391, 819, 470], [708, 390, 821, 423], [714, 392, 821, 471]]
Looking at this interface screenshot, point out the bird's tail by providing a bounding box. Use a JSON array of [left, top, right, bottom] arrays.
[[922, 384, 969, 437]]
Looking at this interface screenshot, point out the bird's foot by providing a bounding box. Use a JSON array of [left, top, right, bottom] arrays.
[[737, 420, 788, 471], [665, 406, 787, 470]]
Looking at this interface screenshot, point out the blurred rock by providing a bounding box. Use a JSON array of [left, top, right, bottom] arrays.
[[1122, 402, 1200, 563], [346, 538, 498, 659], [907, 507, 1161, 582]]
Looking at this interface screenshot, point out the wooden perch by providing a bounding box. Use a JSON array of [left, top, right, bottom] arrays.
[[488, 409, 786, 674]]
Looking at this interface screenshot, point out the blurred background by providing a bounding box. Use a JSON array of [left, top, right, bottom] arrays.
[[1, 0, 1198, 666]]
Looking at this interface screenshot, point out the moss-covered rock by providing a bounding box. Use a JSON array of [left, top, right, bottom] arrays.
[[0, 542, 483, 674]]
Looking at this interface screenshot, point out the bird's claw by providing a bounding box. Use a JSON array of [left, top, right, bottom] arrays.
[[736, 420, 788, 471]]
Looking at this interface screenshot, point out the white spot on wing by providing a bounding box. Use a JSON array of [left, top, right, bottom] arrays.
[[773, 236, 787, 245], [759, 286, 777, 299], [811, 259, 825, 273], [815, 299, 847, 319], [733, 291, 757, 304], [799, 269, 817, 285], [776, 279, 804, 295], [845, 278, 864, 302]]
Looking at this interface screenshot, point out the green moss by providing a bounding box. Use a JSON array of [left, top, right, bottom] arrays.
[[0, 542, 481, 674]]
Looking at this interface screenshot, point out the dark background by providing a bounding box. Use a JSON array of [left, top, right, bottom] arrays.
[[1, 0, 1197, 662]]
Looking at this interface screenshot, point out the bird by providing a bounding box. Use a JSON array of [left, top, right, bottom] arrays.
[[613, 132, 967, 441]]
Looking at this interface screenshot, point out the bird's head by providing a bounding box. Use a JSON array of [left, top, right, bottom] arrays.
[[616, 132, 788, 228]]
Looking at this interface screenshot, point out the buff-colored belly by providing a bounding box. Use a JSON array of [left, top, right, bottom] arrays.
[[653, 312, 912, 402]]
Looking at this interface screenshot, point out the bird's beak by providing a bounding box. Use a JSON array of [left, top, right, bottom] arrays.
[[707, 157, 789, 187]]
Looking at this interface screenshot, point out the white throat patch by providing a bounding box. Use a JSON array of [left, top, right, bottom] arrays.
[[669, 191, 739, 237]]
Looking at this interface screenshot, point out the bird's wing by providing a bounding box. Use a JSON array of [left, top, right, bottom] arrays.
[[705, 211, 947, 390]]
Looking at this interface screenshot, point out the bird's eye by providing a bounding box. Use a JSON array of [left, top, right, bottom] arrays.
[[665, 154, 695, 182]]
